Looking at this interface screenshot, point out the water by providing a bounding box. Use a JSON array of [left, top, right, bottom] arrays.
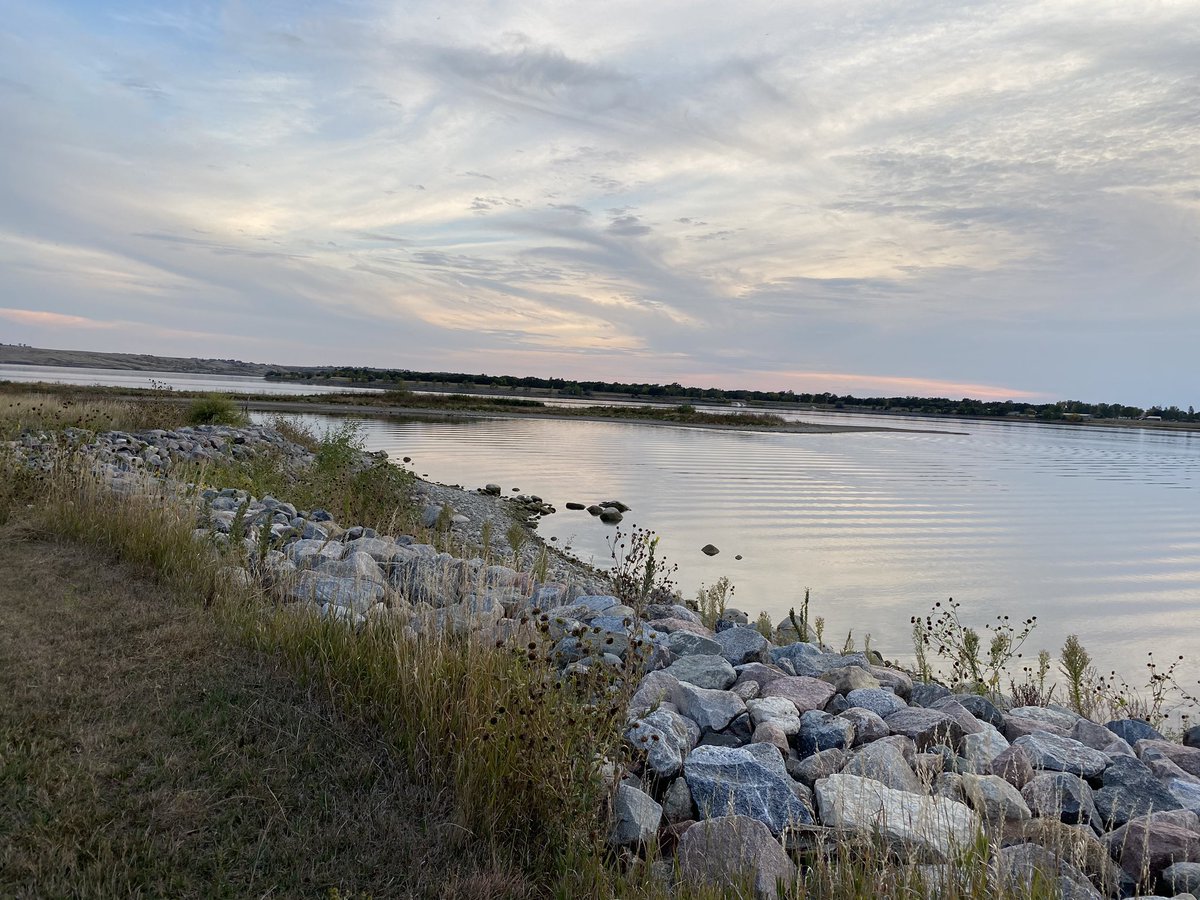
[[0, 363, 378, 396], [7, 363, 1198, 691], [278, 408, 1200, 693]]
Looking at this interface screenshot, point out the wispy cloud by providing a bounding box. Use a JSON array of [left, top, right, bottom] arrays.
[[1, 1, 1198, 402]]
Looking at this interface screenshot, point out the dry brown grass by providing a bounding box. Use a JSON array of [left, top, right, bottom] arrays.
[[0, 534, 529, 899]]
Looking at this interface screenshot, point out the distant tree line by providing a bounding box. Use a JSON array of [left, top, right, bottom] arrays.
[[263, 366, 1197, 422]]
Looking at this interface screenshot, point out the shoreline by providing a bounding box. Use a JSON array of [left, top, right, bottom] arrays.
[[237, 398, 967, 435]]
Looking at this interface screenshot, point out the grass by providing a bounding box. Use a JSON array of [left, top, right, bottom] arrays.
[[0, 391, 188, 440]]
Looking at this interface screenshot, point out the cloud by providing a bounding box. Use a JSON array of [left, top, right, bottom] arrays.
[[0, 0, 1198, 402]]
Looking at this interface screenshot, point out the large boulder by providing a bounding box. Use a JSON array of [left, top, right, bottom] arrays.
[[1094, 755, 1183, 828], [1022, 772, 1101, 829], [842, 738, 925, 794], [627, 707, 698, 779], [746, 696, 802, 735], [759, 676, 836, 714], [663, 654, 737, 690], [1138, 740, 1200, 779], [1012, 732, 1110, 778], [714, 626, 770, 666], [954, 693, 1005, 729], [677, 815, 797, 900], [1107, 718, 1165, 745], [961, 725, 1010, 770], [1105, 810, 1200, 885], [845, 687, 907, 718], [884, 707, 965, 751], [838, 707, 889, 746], [820, 666, 880, 694], [815, 773, 982, 860], [991, 843, 1104, 900], [609, 783, 662, 846], [288, 570, 385, 613], [683, 745, 814, 835], [667, 630, 723, 658], [961, 773, 1031, 823], [675, 683, 747, 732], [797, 710, 856, 756]]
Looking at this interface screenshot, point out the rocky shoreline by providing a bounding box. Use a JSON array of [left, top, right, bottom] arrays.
[[8, 422, 1200, 899]]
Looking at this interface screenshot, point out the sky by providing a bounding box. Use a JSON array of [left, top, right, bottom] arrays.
[[1, 1, 1198, 405]]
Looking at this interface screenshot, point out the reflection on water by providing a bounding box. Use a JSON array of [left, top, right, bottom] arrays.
[[273, 410, 1200, 685], [0, 364, 378, 396]]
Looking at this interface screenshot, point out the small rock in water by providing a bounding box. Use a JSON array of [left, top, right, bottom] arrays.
[[599, 509, 623, 524], [587, 505, 603, 515], [565, 502, 586, 510], [482, 483, 501, 495], [701, 544, 720, 556], [402, 456, 411, 463], [735, 554, 743, 560]]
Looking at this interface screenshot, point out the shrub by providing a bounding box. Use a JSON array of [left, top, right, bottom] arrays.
[[188, 394, 246, 426]]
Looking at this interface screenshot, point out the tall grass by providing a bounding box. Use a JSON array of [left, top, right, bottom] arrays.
[[0, 391, 187, 439]]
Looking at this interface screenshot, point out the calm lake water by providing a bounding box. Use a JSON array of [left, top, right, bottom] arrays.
[[7, 363, 1199, 689], [282, 408, 1200, 691]]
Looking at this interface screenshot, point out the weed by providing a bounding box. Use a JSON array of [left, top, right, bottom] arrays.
[[1060, 635, 1094, 717], [912, 598, 1037, 694], [608, 525, 678, 611], [694, 576, 734, 630]]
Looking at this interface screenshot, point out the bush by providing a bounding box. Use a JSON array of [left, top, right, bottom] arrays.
[[188, 394, 246, 426]]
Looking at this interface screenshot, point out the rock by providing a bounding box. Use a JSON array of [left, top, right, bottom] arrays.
[[1008, 705, 1082, 733], [1012, 732, 1110, 778], [1022, 772, 1101, 829], [732, 680, 760, 702], [1106, 811, 1200, 885], [961, 725, 1010, 770], [820, 666, 880, 694], [933, 772, 964, 802], [752, 721, 791, 755], [677, 815, 797, 900], [700, 543, 720, 556], [662, 776, 697, 825], [845, 688, 907, 718], [954, 693, 1006, 729], [838, 707, 889, 746], [870, 666, 914, 701], [1094, 755, 1184, 827], [627, 708, 698, 779], [628, 671, 681, 718], [684, 746, 814, 834], [999, 817, 1124, 895], [1162, 862, 1200, 896], [1107, 718, 1166, 745], [1138, 740, 1200, 779], [760, 676, 836, 714], [599, 509, 623, 524], [815, 773, 982, 860], [924, 698, 984, 740], [664, 655, 737, 691], [1184, 726, 1200, 750], [733, 662, 786, 690], [797, 710, 856, 756], [843, 739, 925, 794], [992, 844, 1104, 900], [884, 707, 965, 751], [675, 683, 747, 732], [961, 773, 1031, 823], [610, 783, 662, 846], [667, 630, 723, 658], [564, 501, 585, 510], [788, 748, 848, 787], [714, 626, 769, 666], [1068, 717, 1119, 752], [746, 696, 802, 735], [288, 570, 385, 613], [909, 681, 953, 707], [985, 743, 1037, 791]]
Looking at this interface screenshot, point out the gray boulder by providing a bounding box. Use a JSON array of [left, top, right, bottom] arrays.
[[815, 773, 982, 860], [663, 654, 737, 690], [961, 773, 1031, 823], [1022, 772, 1101, 829], [715, 626, 770, 666], [759, 675, 836, 714], [1107, 718, 1166, 745], [1013, 732, 1110, 778], [797, 710, 856, 756], [839, 707, 890, 746], [846, 688, 907, 718], [627, 707, 698, 779], [677, 815, 797, 900], [684, 745, 814, 834], [662, 777, 696, 824], [675, 683, 747, 732], [843, 738, 925, 794], [1161, 861, 1200, 896], [667, 630, 723, 658], [884, 707, 965, 751], [609, 783, 662, 846]]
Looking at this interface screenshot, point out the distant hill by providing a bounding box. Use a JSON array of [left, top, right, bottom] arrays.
[[0, 345, 276, 377]]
